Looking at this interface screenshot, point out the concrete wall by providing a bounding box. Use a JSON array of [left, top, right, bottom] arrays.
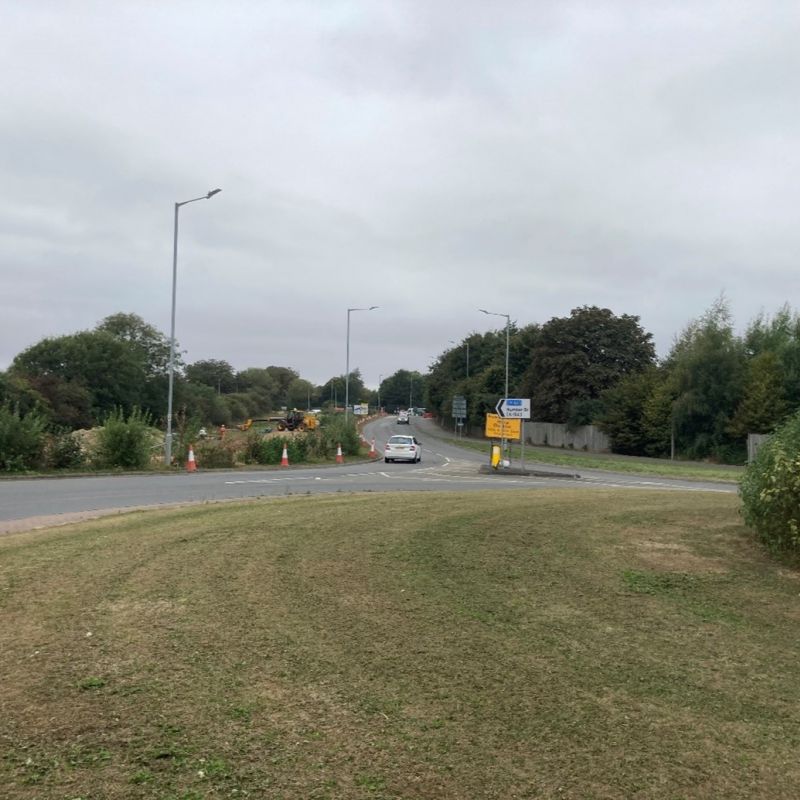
[[526, 422, 611, 452]]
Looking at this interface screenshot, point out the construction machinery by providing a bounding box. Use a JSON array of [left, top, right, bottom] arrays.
[[237, 418, 272, 432], [270, 410, 319, 432]]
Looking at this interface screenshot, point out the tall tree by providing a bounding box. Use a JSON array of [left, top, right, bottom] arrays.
[[11, 331, 146, 423], [598, 367, 663, 455], [667, 297, 746, 461], [319, 374, 346, 409], [186, 360, 237, 394], [727, 351, 788, 437], [744, 305, 800, 415], [381, 370, 426, 411], [522, 306, 655, 423], [265, 366, 299, 406], [96, 313, 172, 377], [286, 378, 315, 409]]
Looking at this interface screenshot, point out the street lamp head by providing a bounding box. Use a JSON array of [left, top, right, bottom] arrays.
[[206, 188, 222, 198], [479, 308, 510, 321]]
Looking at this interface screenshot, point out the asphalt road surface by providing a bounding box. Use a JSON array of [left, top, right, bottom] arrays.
[[0, 416, 736, 533]]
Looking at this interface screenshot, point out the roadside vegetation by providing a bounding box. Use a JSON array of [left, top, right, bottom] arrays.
[[740, 409, 800, 559], [429, 299, 800, 464], [2, 489, 799, 798], [0, 403, 369, 474], [4, 299, 800, 473]]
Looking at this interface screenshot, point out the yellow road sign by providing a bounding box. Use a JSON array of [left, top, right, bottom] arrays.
[[484, 413, 521, 441]]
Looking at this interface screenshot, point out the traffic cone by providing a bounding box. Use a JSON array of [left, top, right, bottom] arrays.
[[186, 445, 197, 472], [280, 442, 290, 467], [336, 443, 344, 464], [369, 438, 377, 458]]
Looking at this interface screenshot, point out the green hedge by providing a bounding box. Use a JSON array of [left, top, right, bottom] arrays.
[[740, 410, 800, 558], [0, 402, 46, 471]]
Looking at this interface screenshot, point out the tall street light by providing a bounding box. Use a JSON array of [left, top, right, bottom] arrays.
[[165, 188, 222, 466], [479, 308, 511, 461], [345, 306, 378, 422]]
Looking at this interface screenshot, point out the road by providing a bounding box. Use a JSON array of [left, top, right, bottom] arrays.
[[0, 416, 736, 533]]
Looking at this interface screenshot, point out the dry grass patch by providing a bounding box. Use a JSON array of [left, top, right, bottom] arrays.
[[1, 490, 799, 799]]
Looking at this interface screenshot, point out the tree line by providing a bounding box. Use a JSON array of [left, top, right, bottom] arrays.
[[427, 299, 800, 464], [3, 299, 799, 467], [0, 312, 424, 436]]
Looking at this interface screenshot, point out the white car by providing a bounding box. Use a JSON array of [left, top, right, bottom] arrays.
[[384, 434, 422, 463], [397, 411, 410, 424]]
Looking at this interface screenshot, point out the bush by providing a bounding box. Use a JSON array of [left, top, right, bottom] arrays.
[[740, 410, 800, 558], [94, 407, 155, 470], [0, 402, 47, 471], [319, 415, 361, 456], [243, 435, 310, 465], [194, 440, 237, 468], [45, 430, 86, 469]]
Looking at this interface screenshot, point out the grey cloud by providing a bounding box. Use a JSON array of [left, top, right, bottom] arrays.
[[2, 1, 800, 385]]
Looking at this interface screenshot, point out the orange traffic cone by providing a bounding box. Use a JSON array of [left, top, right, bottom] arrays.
[[336, 443, 344, 464], [369, 438, 377, 458], [186, 445, 197, 472], [280, 442, 289, 467]]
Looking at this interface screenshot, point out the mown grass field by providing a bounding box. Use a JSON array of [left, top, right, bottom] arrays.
[[2, 489, 798, 799]]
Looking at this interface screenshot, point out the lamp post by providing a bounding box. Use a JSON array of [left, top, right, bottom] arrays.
[[345, 306, 378, 422], [479, 308, 511, 462], [378, 374, 383, 415], [165, 188, 222, 466]]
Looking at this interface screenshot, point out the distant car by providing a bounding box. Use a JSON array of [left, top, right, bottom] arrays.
[[384, 434, 422, 463], [397, 411, 410, 424]]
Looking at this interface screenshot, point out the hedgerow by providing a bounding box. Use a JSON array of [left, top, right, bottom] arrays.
[[740, 410, 800, 558]]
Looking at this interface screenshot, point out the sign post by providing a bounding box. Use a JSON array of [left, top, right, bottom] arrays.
[[452, 395, 467, 439], [484, 414, 521, 440], [492, 398, 531, 469], [495, 398, 531, 419]]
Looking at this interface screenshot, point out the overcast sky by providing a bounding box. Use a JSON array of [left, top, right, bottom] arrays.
[[2, 1, 798, 386]]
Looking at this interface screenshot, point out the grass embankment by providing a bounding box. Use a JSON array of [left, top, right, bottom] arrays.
[[441, 434, 743, 482], [2, 491, 798, 798]]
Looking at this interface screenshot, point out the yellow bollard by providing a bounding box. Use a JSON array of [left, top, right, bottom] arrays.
[[491, 443, 501, 469]]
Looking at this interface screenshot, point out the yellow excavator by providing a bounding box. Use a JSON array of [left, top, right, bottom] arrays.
[[238, 411, 319, 432], [271, 410, 319, 432], [236, 418, 272, 432]]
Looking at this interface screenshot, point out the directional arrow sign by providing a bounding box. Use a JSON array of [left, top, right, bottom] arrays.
[[496, 398, 531, 419]]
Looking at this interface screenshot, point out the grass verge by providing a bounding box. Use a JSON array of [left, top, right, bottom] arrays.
[[1, 490, 797, 798], [438, 434, 743, 482]]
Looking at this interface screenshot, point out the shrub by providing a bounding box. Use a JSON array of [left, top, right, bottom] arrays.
[[0, 402, 47, 471], [319, 415, 361, 456], [740, 410, 800, 558], [94, 407, 155, 470], [194, 440, 236, 468], [242, 431, 265, 464], [244, 435, 310, 465], [46, 430, 86, 469]]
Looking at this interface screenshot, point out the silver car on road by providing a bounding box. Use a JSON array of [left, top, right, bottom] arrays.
[[384, 434, 422, 463]]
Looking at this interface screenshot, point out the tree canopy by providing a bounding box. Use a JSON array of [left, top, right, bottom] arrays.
[[521, 306, 656, 424]]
